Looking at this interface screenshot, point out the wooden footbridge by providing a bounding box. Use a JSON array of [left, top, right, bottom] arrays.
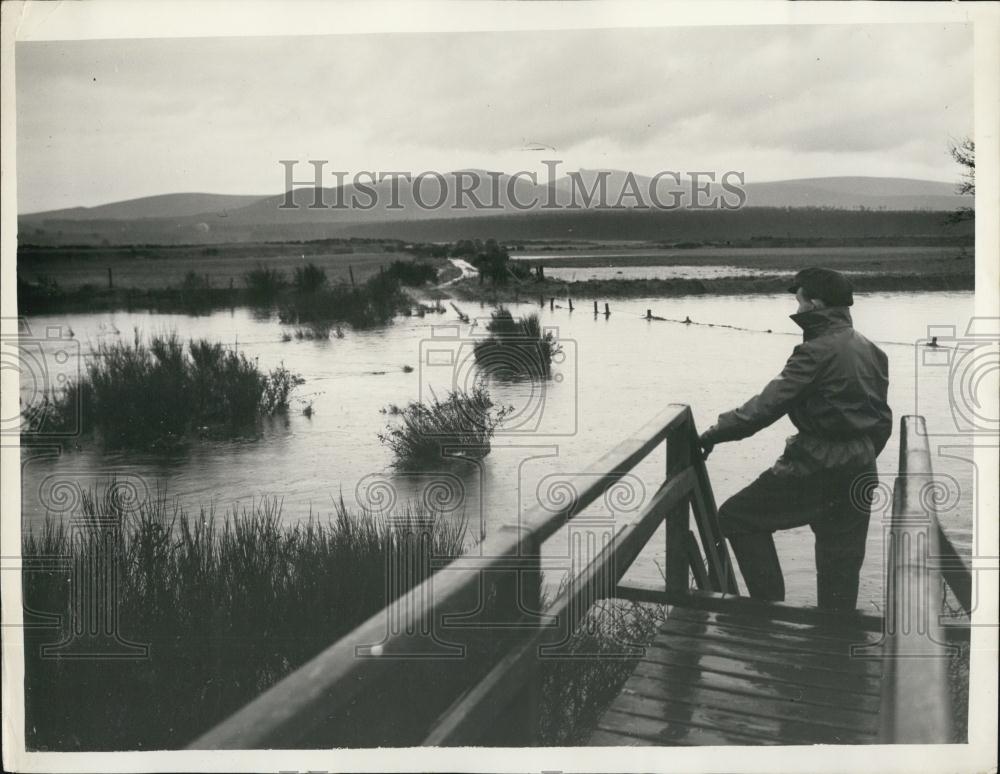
[[191, 406, 971, 748]]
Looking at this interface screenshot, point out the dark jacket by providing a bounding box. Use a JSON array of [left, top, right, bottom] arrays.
[[702, 306, 892, 477]]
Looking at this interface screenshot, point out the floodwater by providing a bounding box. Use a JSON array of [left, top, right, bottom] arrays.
[[527, 265, 894, 282], [511, 245, 959, 262], [19, 291, 975, 610], [533, 265, 786, 281]]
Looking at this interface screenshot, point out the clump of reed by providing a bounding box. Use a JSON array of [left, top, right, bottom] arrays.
[[473, 307, 562, 380], [288, 321, 339, 340], [278, 271, 408, 329], [22, 481, 469, 751], [33, 331, 302, 446], [378, 384, 513, 470]]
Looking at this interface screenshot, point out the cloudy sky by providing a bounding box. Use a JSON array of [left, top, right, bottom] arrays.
[[16, 23, 973, 213]]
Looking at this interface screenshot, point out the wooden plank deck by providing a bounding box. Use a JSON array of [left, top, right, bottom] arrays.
[[589, 599, 885, 746]]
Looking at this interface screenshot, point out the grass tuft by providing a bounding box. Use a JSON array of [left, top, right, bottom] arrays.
[[22, 481, 468, 750], [378, 384, 512, 470], [33, 331, 302, 446], [473, 307, 562, 380]]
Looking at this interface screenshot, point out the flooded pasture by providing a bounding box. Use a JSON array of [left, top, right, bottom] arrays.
[[20, 291, 974, 610]]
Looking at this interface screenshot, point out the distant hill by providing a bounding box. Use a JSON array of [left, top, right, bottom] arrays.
[[18, 174, 973, 246], [741, 177, 965, 210], [20, 192, 268, 221]]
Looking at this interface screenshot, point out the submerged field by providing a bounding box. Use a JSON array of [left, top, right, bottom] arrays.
[[511, 243, 973, 273], [17, 236, 975, 746], [17, 240, 426, 291], [17, 239, 975, 315]]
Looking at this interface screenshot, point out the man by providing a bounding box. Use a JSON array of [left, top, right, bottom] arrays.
[[699, 267, 892, 611]]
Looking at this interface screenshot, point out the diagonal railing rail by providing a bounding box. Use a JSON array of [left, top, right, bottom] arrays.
[[189, 404, 734, 748]]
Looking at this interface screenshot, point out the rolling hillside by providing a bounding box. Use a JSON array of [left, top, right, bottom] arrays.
[[21, 192, 268, 221], [18, 174, 973, 246]]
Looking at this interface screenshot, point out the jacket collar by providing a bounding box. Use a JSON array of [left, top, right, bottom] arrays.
[[790, 306, 853, 341]]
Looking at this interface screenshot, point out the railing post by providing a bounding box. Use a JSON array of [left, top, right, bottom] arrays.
[[664, 403, 738, 594], [664, 414, 692, 593]]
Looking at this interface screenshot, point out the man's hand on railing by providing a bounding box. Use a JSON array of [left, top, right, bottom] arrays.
[[698, 431, 716, 461]]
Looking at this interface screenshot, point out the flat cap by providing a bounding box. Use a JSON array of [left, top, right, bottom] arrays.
[[788, 267, 854, 307]]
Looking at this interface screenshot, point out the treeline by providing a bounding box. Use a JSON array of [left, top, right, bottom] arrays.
[[20, 205, 973, 247], [17, 259, 435, 320], [17, 237, 405, 263], [341, 207, 975, 244]]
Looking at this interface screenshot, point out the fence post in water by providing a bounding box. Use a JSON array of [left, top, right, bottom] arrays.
[[593, 300, 599, 315], [664, 414, 692, 592], [549, 297, 554, 311], [568, 298, 574, 311], [107, 267, 113, 289], [646, 309, 652, 320], [604, 302, 611, 317]]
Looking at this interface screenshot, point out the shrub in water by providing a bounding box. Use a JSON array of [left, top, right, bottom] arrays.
[[36, 331, 302, 446], [378, 384, 513, 470], [473, 307, 562, 380]]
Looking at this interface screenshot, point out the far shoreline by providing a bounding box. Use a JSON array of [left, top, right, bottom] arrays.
[[17, 270, 974, 318], [16, 238, 975, 316], [447, 271, 974, 304]]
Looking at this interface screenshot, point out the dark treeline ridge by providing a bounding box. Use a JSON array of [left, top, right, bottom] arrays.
[[17, 236, 404, 261], [301, 207, 975, 243], [19, 206, 973, 246]]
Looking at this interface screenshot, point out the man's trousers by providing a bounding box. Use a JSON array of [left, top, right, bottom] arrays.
[[716, 464, 876, 611]]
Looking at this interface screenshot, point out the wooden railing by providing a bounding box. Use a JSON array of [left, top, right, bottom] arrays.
[[876, 415, 972, 744], [189, 404, 735, 748]]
